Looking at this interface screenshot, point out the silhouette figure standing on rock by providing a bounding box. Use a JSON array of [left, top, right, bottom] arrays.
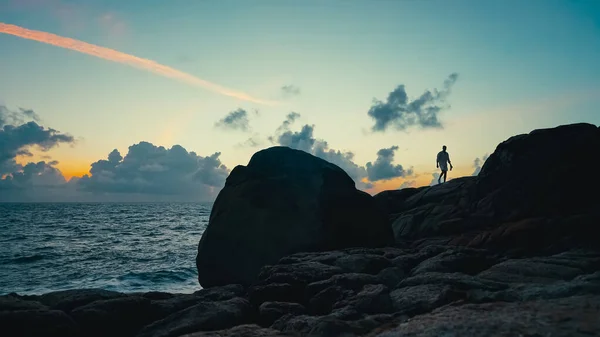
[[436, 145, 453, 184]]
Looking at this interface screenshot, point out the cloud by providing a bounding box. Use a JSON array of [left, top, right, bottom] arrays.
[[281, 85, 301, 97], [472, 154, 490, 176], [367, 73, 459, 132], [78, 142, 229, 200], [269, 114, 410, 189], [0, 22, 276, 105], [215, 109, 251, 132], [398, 180, 417, 189], [365, 146, 412, 182], [429, 173, 442, 186], [0, 161, 66, 190], [0, 105, 74, 173]]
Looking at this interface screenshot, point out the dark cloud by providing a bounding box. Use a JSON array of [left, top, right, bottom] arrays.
[[270, 114, 411, 189], [281, 85, 301, 97], [0, 161, 67, 190], [368, 73, 459, 132], [1, 105, 74, 175], [78, 141, 229, 200], [472, 154, 490, 176], [365, 146, 412, 182], [215, 108, 251, 132]]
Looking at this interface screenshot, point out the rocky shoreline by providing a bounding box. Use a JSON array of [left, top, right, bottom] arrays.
[[2, 123, 599, 337]]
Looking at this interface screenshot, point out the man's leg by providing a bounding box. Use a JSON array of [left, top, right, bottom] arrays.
[[438, 171, 442, 184], [443, 170, 447, 183]]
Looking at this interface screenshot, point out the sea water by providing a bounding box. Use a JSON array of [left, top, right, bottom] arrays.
[[0, 202, 211, 295]]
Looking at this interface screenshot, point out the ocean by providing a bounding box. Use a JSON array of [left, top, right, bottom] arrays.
[[0, 202, 211, 295]]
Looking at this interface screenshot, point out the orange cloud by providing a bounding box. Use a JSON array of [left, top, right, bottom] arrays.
[[0, 22, 277, 105]]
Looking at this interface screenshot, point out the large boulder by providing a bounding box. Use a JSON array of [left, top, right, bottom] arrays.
[[384, 123, 600, 252], [196, 146, 392, 287]]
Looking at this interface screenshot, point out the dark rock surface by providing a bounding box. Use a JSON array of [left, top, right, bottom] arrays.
[[3, 123, 600, 337], [196, 146, 392, 288]]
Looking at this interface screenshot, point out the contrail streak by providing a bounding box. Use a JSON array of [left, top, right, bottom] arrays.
[[0, 22, 276, 105]]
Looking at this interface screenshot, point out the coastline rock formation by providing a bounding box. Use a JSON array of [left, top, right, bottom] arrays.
[[2, 123, 599, 337], [196, 146, 392, 287]]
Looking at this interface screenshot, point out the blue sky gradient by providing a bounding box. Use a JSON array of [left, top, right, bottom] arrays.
[[1, 0, 599, 200]]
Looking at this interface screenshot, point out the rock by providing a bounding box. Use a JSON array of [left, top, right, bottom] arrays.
[[384, 123, 600, 253], [37, 288, 126, 312], [248, 283, 302, 306], [372, 187, 427, 220], [334, 254, 391, 275], [257, 261, 344, 287], [376, 267, 405, 288], [370, 295, 600, 337], [478, 258, 585, 284], [409, 247, 500, 275], [69, 296, 161, 337], [305, 273, 379, 300], [0, 294, 48, 311], [389, 284, 461, 316], [0, 309, 80, 337], [196, 146, 392, 287], [258, 302, 306, 326], [136, 297, 253, 337], [335, 284, 393, 315], [178, 324, 292, 337]]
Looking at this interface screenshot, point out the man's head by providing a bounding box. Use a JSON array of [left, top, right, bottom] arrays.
[[442, 145, 447, 151]]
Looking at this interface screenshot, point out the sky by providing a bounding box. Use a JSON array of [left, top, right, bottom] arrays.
[[1, 0, 599, 202]]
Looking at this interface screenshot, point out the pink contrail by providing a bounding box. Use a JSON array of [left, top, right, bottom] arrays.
[[0, 22, 276, 105]]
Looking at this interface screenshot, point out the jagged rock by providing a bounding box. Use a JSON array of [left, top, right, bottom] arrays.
[[178, 324, 293, 337], [370, 295, 600, 337], [136, 297, 253, 337], [259, 302, 306, 326], [257, 262, 344, 287], [376, 267, 405, 288], [196, 146, 392, 287], [334, 284, 393, 315], [334, 254, 391, 274], [389, 284, 461, 316], [248, 283, 302, 306], [36, 288, 126, 312], [0, 309, 80, 337], [69, 296, 161, 337], [386, 123, 600, 253], [0, 294, 48, 311]]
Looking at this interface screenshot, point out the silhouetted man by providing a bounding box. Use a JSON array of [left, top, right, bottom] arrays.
[[436, 145, 453, 184]]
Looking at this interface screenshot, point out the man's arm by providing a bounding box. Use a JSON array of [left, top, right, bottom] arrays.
[[436, 153, 439, 168], [448, 154, 453, 170]]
